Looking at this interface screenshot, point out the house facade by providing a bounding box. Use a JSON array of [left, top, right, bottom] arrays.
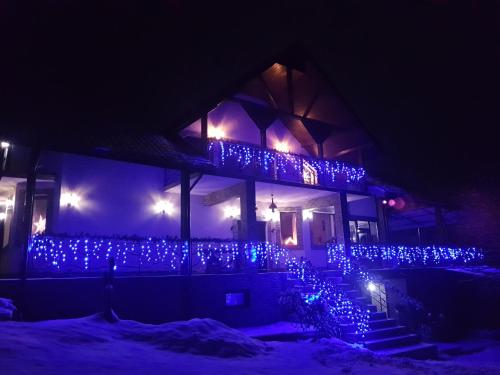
[[0, 55, 484, 336]]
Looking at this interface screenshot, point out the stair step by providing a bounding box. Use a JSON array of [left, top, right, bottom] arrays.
[[325, 276, 344, 284], [345, 289, 361, 298], [366, 304, 378, 312], [345, 326, 407, 342], [355, 296, 370, 305], [369, 318, 397, 329], [369, 311, 387, 320], [364, 334, 420, 350], [375, 342, 438, 360], [335, 283, 353, 290]]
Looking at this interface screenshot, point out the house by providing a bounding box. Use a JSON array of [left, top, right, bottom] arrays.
[[0, 49, 484, 349]]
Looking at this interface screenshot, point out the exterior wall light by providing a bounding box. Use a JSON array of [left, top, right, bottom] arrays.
[[367, 281, 376, 292], [274, 141, 290, 153], [223, 206, 240, 219], [208, 126, 225, 140], [60, 192, 82, 209], [0, 141, 10, 149], [153, 200, 174, 216], [302, 209, 313, 221], [0, 212, 6, 221]]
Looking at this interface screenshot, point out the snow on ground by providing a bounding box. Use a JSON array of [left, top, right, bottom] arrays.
[[1, 315, 499, 375]]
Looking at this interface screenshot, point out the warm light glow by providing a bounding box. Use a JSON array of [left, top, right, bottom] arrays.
[[33, 215, 46, 234], [0, 212, 6, 221], [208, 126, 226, 140], [367, 282, 377, 292], [274, 141, 290, 153], [153, 200, 174, 215], [263, 209, 279, 222], [303, 209, 313, 221], [0, 198, 13, 209], [0, 141, 10, 149], [382, 199, 388, 205], [60, 192, 82, 208], [284, 236, 297, 246], [223, 206, 240, 219]]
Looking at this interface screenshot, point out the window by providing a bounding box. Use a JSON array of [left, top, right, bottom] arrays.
[[349, 220, 379, 244], [302, 161, 318, 185], [280, 211, 298, 246], [310, 212, 335, 247]]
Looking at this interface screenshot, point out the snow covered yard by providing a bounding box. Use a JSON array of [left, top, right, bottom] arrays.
[[1, 315, 499, 375]]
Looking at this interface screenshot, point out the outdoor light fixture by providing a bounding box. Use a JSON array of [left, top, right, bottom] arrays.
[[274, 141, 290, 153], [263, 209, 279, 222], [382, 199, 388, 205], [33, 215, 46, 234], [268, 194, 277, 212], [367, 281, 377, 292], [208, 126, 225, 140], [303, 209, 313, 221], [223, 206, 240, 219], [0, 212, 6, 221], [153, 200, 174, 215], [0, 141, 10, 149], [60, 191, 82, 208]]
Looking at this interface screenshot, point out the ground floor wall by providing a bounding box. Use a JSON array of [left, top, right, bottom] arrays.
[[0, 272, 289, 327]]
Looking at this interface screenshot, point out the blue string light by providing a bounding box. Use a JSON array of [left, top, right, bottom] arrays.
[[327, 243, 484, 274], [208, 140, 367, 184]]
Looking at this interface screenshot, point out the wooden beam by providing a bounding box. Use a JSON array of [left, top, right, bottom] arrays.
[[200, 113, 208, 141], [259, 75, 279, 109], [302, 87, 321, 118], [202, 182, 245, 206], [240, 179, 257, 241], [302, 194, 337, 210]]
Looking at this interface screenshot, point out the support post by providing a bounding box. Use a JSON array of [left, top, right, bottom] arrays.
[[317, 142, 324, 159], [180, 170, 191, 275], [19, 147, 40, 319], [260, 129, 267, 148], [240, 179, 257, 241], [339, 192, 351, 257], [376, 198, 388, 243], [201, 113, 208, 141]]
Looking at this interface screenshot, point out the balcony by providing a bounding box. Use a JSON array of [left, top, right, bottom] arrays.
[[207, 140, 367, 189]]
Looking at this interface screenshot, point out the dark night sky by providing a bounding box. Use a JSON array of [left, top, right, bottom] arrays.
[[1, 0, 499, 201]]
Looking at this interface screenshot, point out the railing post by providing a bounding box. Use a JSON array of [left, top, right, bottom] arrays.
[[339, 192, 351, 258]]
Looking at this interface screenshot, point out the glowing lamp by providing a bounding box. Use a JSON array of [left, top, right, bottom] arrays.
[[382, 199, 388, 205], [303, 209, 313, 221], [60, 192, 82, 208], [208, 127, 225, 140], [388, 199, 396, 207], [367, 282, 376, 292], [153, 200, 174, 215], [1, 141, 10, 149], [0, 212, 6, 221], [223, 206, 240, 218], [274, 141, 290, 153]]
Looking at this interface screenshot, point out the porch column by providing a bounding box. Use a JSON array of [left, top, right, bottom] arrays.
[[339, 192, 351, 256], [260, 129, 267, 148], [240, 179, 257, 241], [376, 198, 388, 243], [20, 147, 40, 279], [180, 170, 191, 275]]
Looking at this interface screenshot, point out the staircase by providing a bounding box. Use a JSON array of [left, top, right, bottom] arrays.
[[290, 267, 437, 359]]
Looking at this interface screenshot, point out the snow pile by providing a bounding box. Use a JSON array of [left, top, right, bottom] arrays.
[[0, 297, 16, 320], [121, 318, 268, 357]]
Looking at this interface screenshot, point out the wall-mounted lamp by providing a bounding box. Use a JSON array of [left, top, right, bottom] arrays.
[[0, 212, 6, 221], [153, 200, 174, 216], [367, 281, 377, 292], [60, 192, 82, 209], [274, 141, 290, 153], [208, 126, 226, 140], [33, 215, 46, 234], [302, 209, 313, 221], [223, 206, 240, 219], [0, 141, 10, 149]]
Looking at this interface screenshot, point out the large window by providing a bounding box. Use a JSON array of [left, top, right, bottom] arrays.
[[310, 212, 335, 247], [349, 220, 379, 244]]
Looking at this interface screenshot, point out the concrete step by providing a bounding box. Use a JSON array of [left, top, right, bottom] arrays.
[[364, 334, 420, 351], [368, 318, 397, 329], [335, 283, 353, 290], [366, 304, 378, 312], [345, 326, 407, 342], [345, 289, 361, 299], [375, 342, 438, 360], [369, 311, 387, 320], [355, 296, 370, 305]]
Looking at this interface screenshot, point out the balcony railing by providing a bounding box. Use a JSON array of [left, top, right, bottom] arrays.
[[28, 235, 291, 275], [327, 243, 484, 274], [207, 140, 367, 188]]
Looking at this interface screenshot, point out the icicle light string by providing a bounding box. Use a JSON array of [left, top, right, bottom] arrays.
[[208, 140, 366, 184]]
